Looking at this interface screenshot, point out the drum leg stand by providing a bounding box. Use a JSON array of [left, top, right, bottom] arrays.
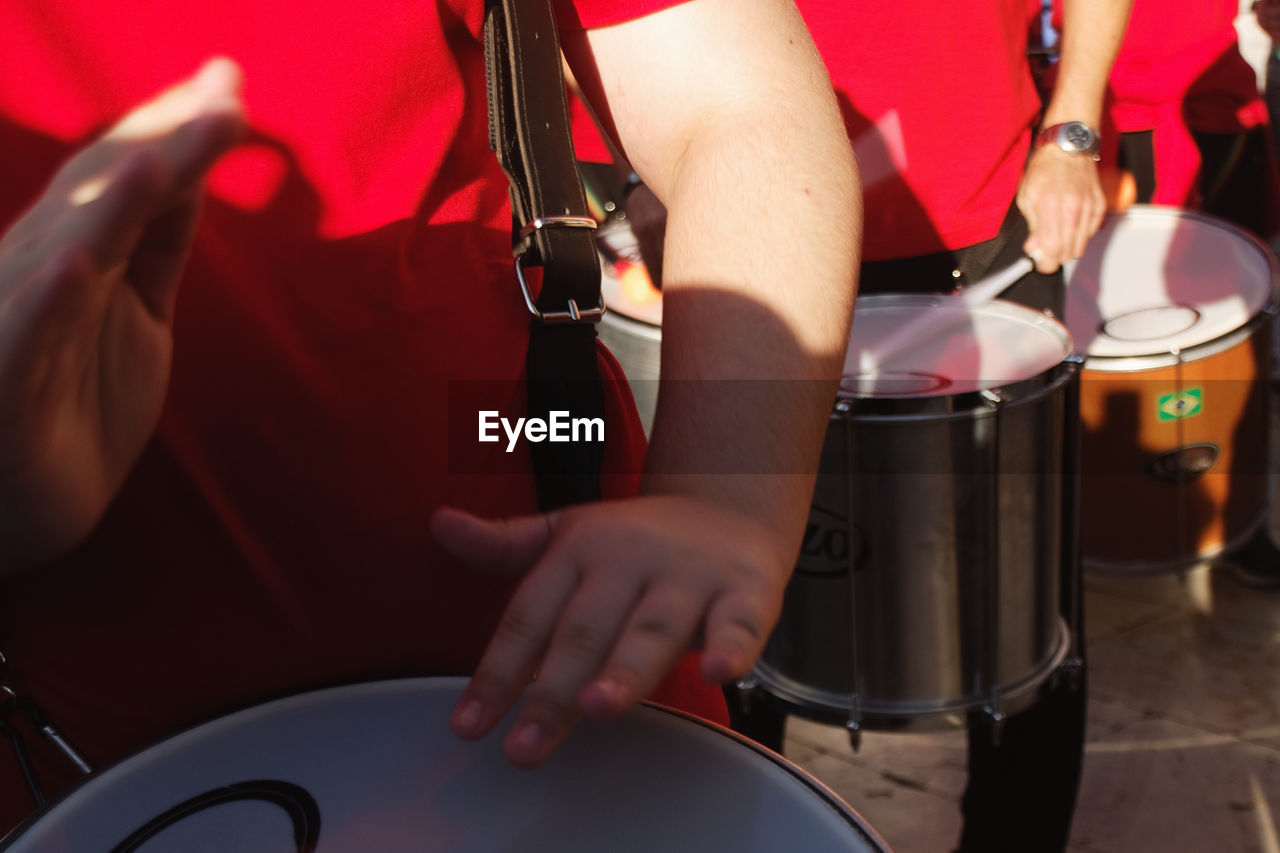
[[842, 412, 864, 754], [725, 680, 788, 753], [1060, 365, 1086, 698]]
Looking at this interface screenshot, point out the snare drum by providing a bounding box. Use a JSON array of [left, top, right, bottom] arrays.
[[1064, 206, 1277, 571], [1, 679, 890, 852], [751, 294, 1078, 731]]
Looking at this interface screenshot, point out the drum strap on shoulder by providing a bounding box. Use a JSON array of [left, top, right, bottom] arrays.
[[484, 0, 607, 512]]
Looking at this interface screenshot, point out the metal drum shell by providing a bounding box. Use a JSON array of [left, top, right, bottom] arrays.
[[755, 295, 1078, 730]]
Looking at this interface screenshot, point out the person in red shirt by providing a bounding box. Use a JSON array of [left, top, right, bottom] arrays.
[[774, 5, 1130, 852], [0, 0, 860, 834], [1262, 0, 1280, 174], [1070, 0, 1280, 585], [1060, 0, 1275, 234]]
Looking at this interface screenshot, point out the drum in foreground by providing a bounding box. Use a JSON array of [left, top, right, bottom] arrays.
[[751, 294, 1078, 732], [1064, 205, 1276, 571], [0, 678, 889, 853]]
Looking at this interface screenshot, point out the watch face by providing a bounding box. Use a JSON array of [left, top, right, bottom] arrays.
[[1064, 123, 1091, 150]]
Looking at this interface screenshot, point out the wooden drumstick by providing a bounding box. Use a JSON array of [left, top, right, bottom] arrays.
[[858, 255, 1037, 374]]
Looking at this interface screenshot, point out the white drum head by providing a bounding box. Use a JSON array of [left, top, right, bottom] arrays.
[[2, 679, 887, 853], [843, 294, 1071, 397], [1064, 206, 1275, 358]]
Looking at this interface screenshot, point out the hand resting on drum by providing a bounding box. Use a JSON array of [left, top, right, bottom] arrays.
[[0, 59, 246, 573], [432, 494, 786, 768]]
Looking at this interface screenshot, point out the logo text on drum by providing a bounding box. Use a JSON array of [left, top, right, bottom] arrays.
[[478, 411, 605, 453]]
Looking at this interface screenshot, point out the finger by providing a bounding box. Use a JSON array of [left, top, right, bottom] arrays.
[[105, 58, 244, 161], [450, 555, 580, 741], [430, 506, 555, 576], [1017, 190, 1045, 271], [0, 140, 160, 277], [577, 585, 703, 721], [0, 149, 166, 350], [16, 63, 244, 296], [1024, 245, 1046, 272], [1068, 187, 1103, 264], [49, 59, 244, 204], [700, 591, 774, 684], [95, 102, 243, 321], [1056, 193, 1081, 272], [125, 187, 206, 322], [501, 575, 642, 766], [1056, 195, 1084, 266], [148, 94, 246, 197], [60, 147, 171, 277], [1015, 180, 1037, 234], [0, 248, 103, 392], [1069, 205, 1092, 263], [1026, 215, 1061, 274]]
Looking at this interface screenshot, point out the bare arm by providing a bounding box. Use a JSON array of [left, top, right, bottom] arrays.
[[575, 0, 858, 554], [1019, 0, 1133, 270], [435, 0, 859, 765]]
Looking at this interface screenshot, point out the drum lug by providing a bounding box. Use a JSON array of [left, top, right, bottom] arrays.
[[981, 704, 1007, 747], [844, 718, 862, 752], [1061, 655, 1085, 692], [731, 675, 763, 714]]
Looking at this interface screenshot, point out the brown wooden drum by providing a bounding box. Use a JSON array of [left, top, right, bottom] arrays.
[[1064, 206, 1277, 571]]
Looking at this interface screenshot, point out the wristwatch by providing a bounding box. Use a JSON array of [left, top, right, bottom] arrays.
[[1035, 121, 1101, 160]]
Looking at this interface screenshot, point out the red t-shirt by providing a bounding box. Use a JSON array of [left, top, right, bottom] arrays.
[[796, 0, 1042, 258], [0, 0, 723, 831], [1054, 0, 1267, 205]]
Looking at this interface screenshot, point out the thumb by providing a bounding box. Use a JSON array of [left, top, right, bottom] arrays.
[[430, 506, 556, 576], [1018, 191, 1049, 273]]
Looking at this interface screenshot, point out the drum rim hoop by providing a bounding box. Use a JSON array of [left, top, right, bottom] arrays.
[[846, 293, 1073, 404], [835, 357, 1079, 421], [1077, 309, 1269, 371], [752, 616, 1071, 726], [1068, 204, 1280, 361], [0, 677, 892, 853]]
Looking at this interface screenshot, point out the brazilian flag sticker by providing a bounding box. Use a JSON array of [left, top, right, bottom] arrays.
[[1157, 388, 1203, 422]]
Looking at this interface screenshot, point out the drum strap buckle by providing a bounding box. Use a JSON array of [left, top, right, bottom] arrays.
[[513, 216, 606, 325]]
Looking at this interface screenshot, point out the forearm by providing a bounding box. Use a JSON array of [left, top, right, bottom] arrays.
[[1045, 0, 1133, 126], [571, 0, 859, 564], [642, 111, 859, 563]]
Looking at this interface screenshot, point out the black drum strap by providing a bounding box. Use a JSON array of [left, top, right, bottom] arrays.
[[484, 0, 606, 511]]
